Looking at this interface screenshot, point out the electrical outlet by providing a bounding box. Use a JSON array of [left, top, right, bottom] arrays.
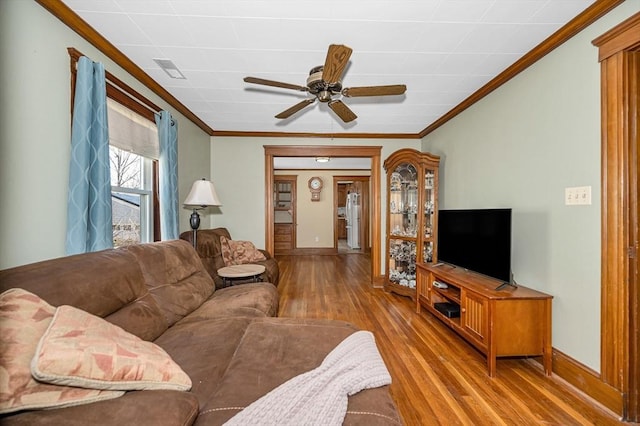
[[565, 186, 592, 205], [314, 236, 319, 242]]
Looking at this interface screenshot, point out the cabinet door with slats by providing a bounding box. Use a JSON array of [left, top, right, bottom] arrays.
[[461, 289, 488, 350]]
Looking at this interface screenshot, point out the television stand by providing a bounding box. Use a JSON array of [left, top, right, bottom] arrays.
[[416, 263, 553, 377]]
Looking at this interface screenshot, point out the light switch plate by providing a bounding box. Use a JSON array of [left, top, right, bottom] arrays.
[[565, 186, 592, 205]]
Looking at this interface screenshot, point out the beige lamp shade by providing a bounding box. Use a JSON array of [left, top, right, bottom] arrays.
[[184, 179, 222, 207]]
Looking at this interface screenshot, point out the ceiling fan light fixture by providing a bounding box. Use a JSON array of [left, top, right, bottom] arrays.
[[318, 90, 332, 102], [315, 157, 330, 163]]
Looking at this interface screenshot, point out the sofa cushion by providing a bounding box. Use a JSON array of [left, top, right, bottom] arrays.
[[180, 228, 231, 283], [0, 289, 123, 415], [223, 331, 391, 426], [177, 283, 279, 324], [124, 240, 215, 327], [219, 236, 266, 266], [153, 317, 256, 409], [31, 305, 192, 392], [195, 318, 401, 425], [0, 249, 168, 342]]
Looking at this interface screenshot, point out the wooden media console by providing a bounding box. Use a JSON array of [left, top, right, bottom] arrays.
[[416, 263, 553, 377]]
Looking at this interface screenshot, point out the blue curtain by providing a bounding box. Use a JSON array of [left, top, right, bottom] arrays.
[[65, 56, 113, 255], [156, 111, 179, 240]]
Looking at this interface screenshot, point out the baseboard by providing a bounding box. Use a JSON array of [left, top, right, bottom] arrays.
[[286, 247, 373, 256], [373, 275, 385, 288], [288, 248, 337, 256], [537, 348, 624, 416]]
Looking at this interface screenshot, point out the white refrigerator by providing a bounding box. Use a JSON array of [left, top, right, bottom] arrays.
[[346, 192, 360, 249]]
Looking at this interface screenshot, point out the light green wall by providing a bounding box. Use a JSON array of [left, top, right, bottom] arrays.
[[0, 0, 210, 269], [421, 1, 638, 372], [210, 137, 419, 252]]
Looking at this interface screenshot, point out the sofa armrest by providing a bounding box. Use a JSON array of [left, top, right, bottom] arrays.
[[180, 229, 280, 288]]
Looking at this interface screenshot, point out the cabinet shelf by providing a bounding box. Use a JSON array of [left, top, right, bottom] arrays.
[[416, 263, 553, 377], [388, 234, 418, 240], [431, 285, 461, 304]]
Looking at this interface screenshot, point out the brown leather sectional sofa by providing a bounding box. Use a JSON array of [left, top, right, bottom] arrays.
[[0, 239, 401, 425], [180, 228, 280, 289]]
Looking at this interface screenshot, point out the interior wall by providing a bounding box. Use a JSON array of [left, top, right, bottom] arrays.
[[421, 2, 638, 372], [0, 0, 211, 269], [210, 137, 419, 254]]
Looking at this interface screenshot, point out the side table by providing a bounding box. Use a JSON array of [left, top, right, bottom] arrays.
[[217, 264, 266, 287]]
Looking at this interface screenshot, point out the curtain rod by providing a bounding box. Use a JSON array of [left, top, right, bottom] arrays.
[[68, 47, 163, 120]]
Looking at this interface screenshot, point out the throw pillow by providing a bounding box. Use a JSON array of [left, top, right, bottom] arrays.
[[219, 235, 235, 266], [220, 236, 267, 266], [31, 305, 192, 392], [0, 289, 123, 415]]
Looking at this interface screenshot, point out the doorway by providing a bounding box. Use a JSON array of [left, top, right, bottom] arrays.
[[334, 176, 370, 254], [264, 145, 383, 285], [273, 175, 297, 255]]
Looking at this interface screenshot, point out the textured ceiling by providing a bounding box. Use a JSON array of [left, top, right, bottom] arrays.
[[61, 0, 596, 135]]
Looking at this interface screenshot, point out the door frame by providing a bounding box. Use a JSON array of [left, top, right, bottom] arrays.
[[592, 13, 639, 421], [333, 176, 370, 253], [264, 145, 382, 284]]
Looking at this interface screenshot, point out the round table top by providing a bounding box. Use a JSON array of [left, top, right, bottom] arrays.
[[217, 264, 266, 278]]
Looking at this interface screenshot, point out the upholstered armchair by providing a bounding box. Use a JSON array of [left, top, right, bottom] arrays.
[[180, 228, 279, 290]]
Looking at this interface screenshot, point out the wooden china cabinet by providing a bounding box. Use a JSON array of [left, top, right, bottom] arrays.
[[383, 148, 440, 299]]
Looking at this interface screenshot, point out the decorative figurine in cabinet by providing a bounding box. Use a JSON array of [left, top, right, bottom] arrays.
[[384, 148, 440, 299]]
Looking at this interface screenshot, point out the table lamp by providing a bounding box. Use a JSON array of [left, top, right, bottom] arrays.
[[183, 178, 222, 248]]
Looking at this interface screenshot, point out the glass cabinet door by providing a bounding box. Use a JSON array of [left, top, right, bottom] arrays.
[[423, 170, 435, 263], [388, 239, 417, 289], [388, 162, 418, 289], [389, 163, 418, 237]]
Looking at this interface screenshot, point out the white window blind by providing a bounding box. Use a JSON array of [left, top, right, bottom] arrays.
[[107, 98, 159, 160]]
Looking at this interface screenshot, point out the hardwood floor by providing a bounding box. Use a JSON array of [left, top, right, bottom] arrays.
[[276, 254, 624, 426]]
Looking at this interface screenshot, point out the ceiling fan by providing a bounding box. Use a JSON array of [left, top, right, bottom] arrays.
[[243, 44, 406, 123]]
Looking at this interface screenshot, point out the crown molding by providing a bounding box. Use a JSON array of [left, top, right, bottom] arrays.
[[36, 0, 625, 140], [35, 0, 215, 136], [419, 0, 626, 138]]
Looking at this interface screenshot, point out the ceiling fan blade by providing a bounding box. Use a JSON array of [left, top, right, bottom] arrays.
[[328, 100, 357, 123], [244, 77, 308, 92], [342, 84, 407, 97], [322, 44, 353, 84], [275, 98, 316, 119]]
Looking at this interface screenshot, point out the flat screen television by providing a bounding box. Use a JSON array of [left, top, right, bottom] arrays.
[[437, 208, 512, 283]]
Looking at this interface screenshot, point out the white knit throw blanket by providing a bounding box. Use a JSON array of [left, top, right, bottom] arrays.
[[223, 330, 391, 426]]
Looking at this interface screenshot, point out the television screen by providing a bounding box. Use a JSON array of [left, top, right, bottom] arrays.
[[437, 208, 512, 283]]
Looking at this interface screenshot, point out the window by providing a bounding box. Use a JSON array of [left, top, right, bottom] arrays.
[[107, 99, 158, 247], [110, 147, 153, 246], [69, 48, 166, 245]]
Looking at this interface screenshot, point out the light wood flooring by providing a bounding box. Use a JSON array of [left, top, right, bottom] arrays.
[[276, 253, 625, 426]]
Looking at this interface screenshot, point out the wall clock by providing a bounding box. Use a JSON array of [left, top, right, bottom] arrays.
[[308, 177, 323, 201]]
